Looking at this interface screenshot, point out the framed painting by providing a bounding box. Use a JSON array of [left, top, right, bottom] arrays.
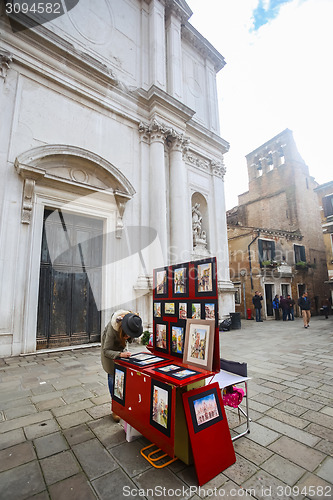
[[188, 384, 223, 433], [154, 364, 181, 374], [178, 302, 188, 320], [150, 379, 172, 437], [112, 365, 127, 406], [153, 302, 163, 318], [183, 319, 215, 371], [164, 302, 176, 316], [191, 302, 202, 319], [194, 258, 217, 297], [154, 266, 168, 298], [171, 263, 189, 298], [154, 321, 169, 353], [167, 368, 199, 380], [170, 322, 186, 358], [182, 383, 236, 486]]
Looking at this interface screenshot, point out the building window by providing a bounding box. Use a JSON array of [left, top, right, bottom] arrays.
[[258, 239, 275, 265], [323, 194, 333, 217], [294, 244, 306, 263], [281, 284, 290, 297], [234, 283, 241, 304]]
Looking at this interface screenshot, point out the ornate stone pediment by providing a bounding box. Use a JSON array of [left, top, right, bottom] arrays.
[[15, 145, 135, 225]]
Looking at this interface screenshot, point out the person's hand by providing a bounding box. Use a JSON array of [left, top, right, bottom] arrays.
[[120, 351, 131, 358]]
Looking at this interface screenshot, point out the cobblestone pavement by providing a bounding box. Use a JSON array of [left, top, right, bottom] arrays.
[[0, 316, 332, 500]]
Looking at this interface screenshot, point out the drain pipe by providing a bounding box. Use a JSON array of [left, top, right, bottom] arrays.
[[248, 231, 260, 290]]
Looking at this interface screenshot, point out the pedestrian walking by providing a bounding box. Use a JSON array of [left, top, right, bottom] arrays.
[[280, 295, 288, 321], [273, 294, 280, 320], [298, 292, 311, 328], [287, 294, 295, 321], [101, 309, 143, 421], [252, 291, 263, 322]]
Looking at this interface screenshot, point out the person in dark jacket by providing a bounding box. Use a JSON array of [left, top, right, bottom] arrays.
[[272, 295, 280, 320], [279, 296, 288, 321], [101, 309, 143, 421], [298, 292, 311, 328], [252, 291, 263, 322], [287, 295, 295, 321]]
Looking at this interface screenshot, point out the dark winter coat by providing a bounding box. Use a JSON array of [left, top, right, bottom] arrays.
[[298, 296, 311, 310], [252, 294, 263, 309]]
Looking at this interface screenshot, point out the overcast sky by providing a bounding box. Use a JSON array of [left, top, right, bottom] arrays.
[[186, 0, 333, 209]]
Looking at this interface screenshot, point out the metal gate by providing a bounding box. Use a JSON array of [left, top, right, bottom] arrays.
[[37, 209, 103, 349]]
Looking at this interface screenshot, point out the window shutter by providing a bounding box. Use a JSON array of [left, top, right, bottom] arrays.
[[271, 241, 276, 260], [300, 245, 306, 262], [323, 195, 333, 217]]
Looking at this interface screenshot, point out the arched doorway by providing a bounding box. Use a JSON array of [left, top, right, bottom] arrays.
[[15, 145, 135, 352]]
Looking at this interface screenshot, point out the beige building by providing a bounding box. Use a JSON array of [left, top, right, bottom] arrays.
[[315, 181, 333, 308], [227, 129, 329, 318]]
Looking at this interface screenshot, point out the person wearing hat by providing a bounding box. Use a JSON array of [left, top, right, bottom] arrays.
[[101, 309, 143, 422]]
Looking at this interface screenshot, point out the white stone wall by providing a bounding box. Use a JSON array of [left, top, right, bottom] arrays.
[[0, 0, 234, 355]]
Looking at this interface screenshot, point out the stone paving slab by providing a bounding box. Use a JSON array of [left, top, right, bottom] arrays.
[[0, 317, 332, 499]]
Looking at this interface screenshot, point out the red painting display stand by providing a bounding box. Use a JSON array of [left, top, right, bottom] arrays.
[[182, 382, 236, 486], [112, 257, 236, 481]]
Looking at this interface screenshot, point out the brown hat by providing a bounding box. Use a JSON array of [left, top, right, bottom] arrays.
[[121, 313, 143, 338]]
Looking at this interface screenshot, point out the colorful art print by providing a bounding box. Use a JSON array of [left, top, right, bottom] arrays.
[[195, 259, 217, 297], [164, 302, 175, 315], [155, 364, 180, 373], [188, 386, 223, 433], [154, 322, 168, 352], [130, 353, 155, 361], [205, 303, 216, 320], [155, 268, 168, 297], [171, 325, 185, 357], [150, 379, 172, 437], [136, 356, 165, 365], [183, 319, 215, 371], [179, 302, 187, 320], [172, 264, 188, 296], [168, 369, 199, 379], [154, 302, 162, 318], [191, 303, 202, 319], [112, 366, 126, 405]]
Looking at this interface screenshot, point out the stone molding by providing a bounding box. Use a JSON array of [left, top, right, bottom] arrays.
[[0, 50, 12, 81], [15, 145, 135, 226]]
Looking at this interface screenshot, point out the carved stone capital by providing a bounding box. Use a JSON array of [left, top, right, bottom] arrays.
[[211, 160, 226, 180], [139, 119, 189, 151], [0, 50, 13, 81]]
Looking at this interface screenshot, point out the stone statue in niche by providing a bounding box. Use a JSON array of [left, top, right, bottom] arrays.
[[192, 203, 207, 248]]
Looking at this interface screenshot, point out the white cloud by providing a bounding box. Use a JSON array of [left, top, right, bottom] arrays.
[[187, 0, 333, 208]]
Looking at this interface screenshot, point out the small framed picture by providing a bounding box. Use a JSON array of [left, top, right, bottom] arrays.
[[191, 303, 202, 319], [170, 323, 185, 357], [187, 385, 223, 433], [154, 322, 169, 353], [178, 302, 188, 320], [183, 319, 215, 371], [150, 379, 172, 437], [194, 258, 217, 297], [155, 364, 181, 373], [172, 263, 189, 297], [154, 267, 168, 298], [164, 302, 175, 315], [168, 369, 199, 380], [204, 302, 216, 321], [154, 302, 162, 318], [112, 365, 127, 406]]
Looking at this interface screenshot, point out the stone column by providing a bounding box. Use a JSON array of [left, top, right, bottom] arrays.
[[169, 135, 191, 263], [148, 0, 166, 91], [166, 11, 183, 101], [139, 120, 168, 268], [210, 161, 235, 317]]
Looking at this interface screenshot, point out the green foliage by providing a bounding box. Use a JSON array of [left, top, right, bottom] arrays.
[[141, 330, 151, 345]]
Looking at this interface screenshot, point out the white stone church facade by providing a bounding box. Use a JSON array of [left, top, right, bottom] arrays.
[[0, 0, 234, 356]]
